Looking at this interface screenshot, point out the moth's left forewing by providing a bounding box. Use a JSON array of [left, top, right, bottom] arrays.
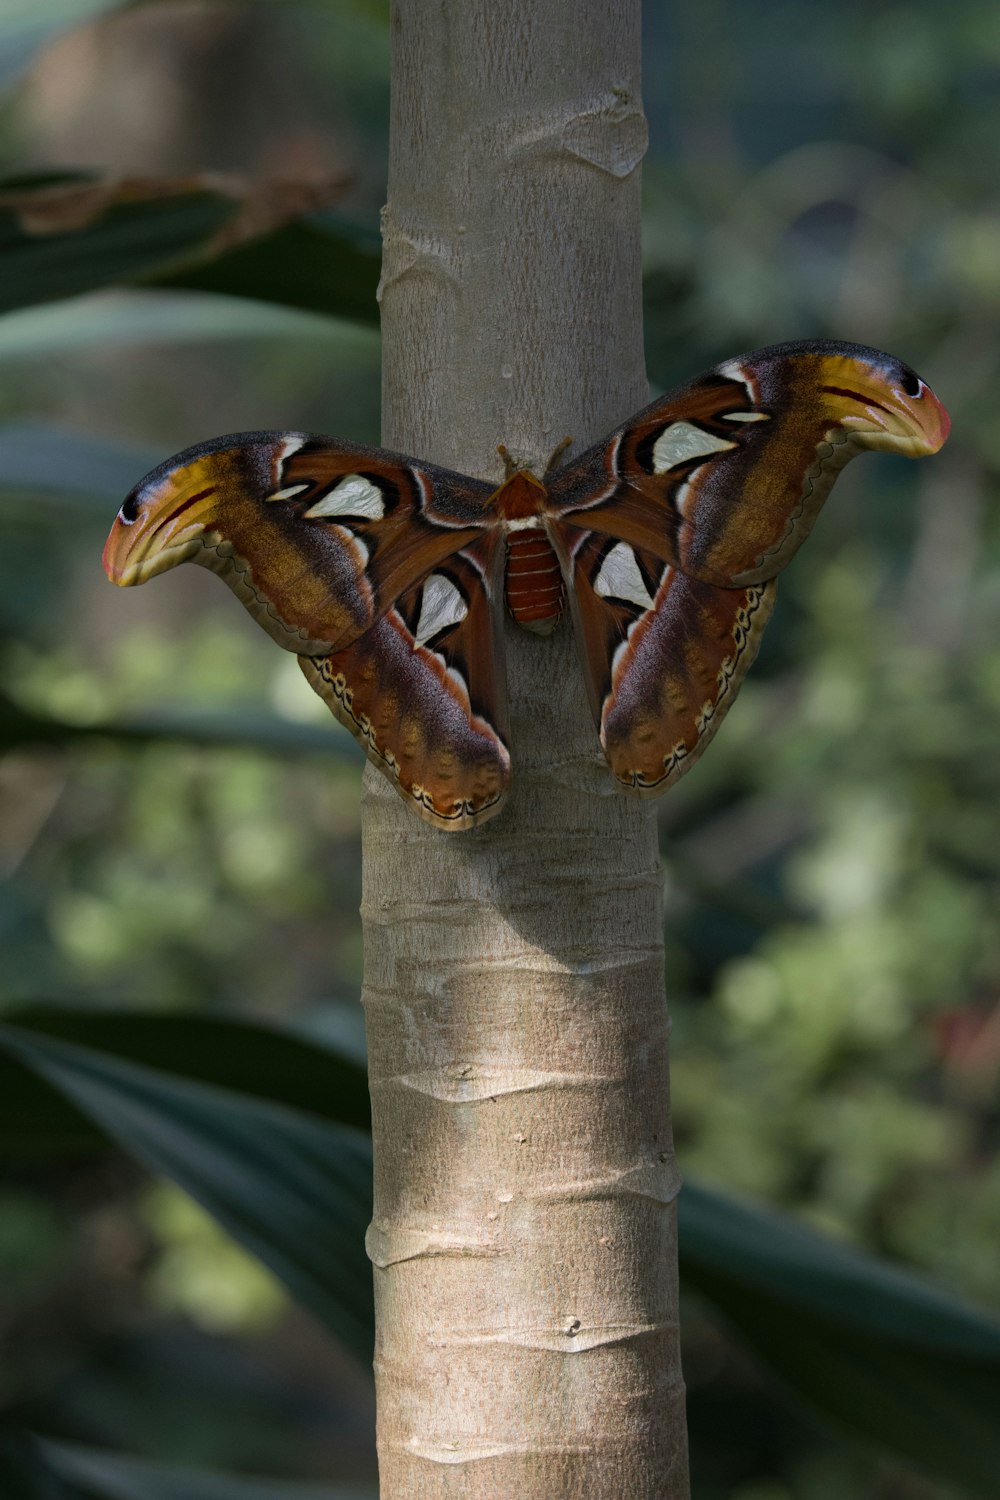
[[551, 522, 775, 795], [104, 433, 494, 655], [299, 447, 497, 612], [299, 537, 510, 830]]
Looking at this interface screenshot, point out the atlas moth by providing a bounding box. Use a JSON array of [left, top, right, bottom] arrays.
[[104, 340, 949, 829]]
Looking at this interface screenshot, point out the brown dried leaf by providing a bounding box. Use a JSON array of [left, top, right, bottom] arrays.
[[0, 170, 351, 250]]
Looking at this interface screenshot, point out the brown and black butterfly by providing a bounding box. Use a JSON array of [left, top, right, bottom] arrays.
[[104, 340, 949, 829]]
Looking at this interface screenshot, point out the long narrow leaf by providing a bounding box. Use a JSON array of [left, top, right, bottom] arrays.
[[5, 1016, 1000, 1490], [679, 1185, 1000, 1494], [154, 216, 380, 324], [0, 1009, 370, 1154], [41, 1440, 376, 1500], [0, 1025, 375, 1365], [0, 177, 233, 314], [0, 291, 349, 362], [0, 1430, 90, 1500], [0, 688, 361, 757], [0, 173, 379, 322]]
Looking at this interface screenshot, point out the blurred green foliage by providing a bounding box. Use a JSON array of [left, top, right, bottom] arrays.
[[0, 3, 998, 1499]]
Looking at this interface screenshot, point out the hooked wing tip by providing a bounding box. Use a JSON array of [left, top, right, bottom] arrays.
[[920, 385, 951, 451], [102, 510, 137, 586]]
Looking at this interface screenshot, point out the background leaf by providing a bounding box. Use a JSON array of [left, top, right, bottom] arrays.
[[0, 1024, 375, 1365], [0, 1008, 370, 1154], [41, 1439, 377, 1500], [0, 685, 361, 756], [0, 425, 160, 500], [0, 291, 362, 362], [3, 1014, 1000, 1492], [153, 215, 380, 325], [0, 176, 232, 312], [679, 1184, 1000, 1496], [0, 174, 379, 323]]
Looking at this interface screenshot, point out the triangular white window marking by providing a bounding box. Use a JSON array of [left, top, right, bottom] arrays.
[[651, 421, 737, 474], [277, 434, 307, 462], [594, 542, 655, 610], [415, 573, 468, 646], [674, 476, 695, 516], [267, 483, 310, 501], [333, 525, 369, 566], [304, 473, 385, 521]]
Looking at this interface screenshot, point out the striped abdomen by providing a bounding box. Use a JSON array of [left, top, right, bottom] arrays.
[[504, 526, 565, 635]]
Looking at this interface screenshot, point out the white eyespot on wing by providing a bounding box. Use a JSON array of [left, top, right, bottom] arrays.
[[594, 542, 655, 611], [304, 473, 385, 521], [414, 572, 468, 646], [723, 411, 770, 422], [651, 421, 736, 475], [267, 483, 310, 501]]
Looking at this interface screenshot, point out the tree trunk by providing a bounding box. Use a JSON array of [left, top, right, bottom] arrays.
[[362, 4, 690, 1496]]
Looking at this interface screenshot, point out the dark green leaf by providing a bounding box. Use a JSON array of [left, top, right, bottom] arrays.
[[0, 1025, 375, 1365], [679, 1182, 1000, 1494], [6, 1014, 1000, 1488], [0, 688, 362, 759], [0, 1430, 92, 1500], [0, 175, 379, 324], [0, 179, 232, 315], [41, 1439, 376, 1500], [154, 215, 381, 326], [0, 1008, 370, 1154]]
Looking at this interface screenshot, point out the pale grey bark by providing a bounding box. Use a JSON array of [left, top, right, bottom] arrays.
[[362, 4, 690, 1495]]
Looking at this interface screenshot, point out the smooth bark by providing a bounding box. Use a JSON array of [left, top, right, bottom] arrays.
[[362, 4, 690, 1495]]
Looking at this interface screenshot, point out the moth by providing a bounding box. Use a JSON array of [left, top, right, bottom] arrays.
[[104, 339, 949, 830]]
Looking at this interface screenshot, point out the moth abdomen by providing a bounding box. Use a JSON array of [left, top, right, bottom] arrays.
[[504, 527, 565, 635]]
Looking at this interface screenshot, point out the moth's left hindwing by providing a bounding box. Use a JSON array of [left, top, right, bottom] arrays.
[[300, 541, 510, 829], [103, 431, 511, 828]]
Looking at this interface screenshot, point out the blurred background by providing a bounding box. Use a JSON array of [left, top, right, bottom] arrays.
[[0, 3, 998, 1498]]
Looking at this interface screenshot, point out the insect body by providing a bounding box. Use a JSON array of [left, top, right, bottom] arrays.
[[104, 340, 949, 829]]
